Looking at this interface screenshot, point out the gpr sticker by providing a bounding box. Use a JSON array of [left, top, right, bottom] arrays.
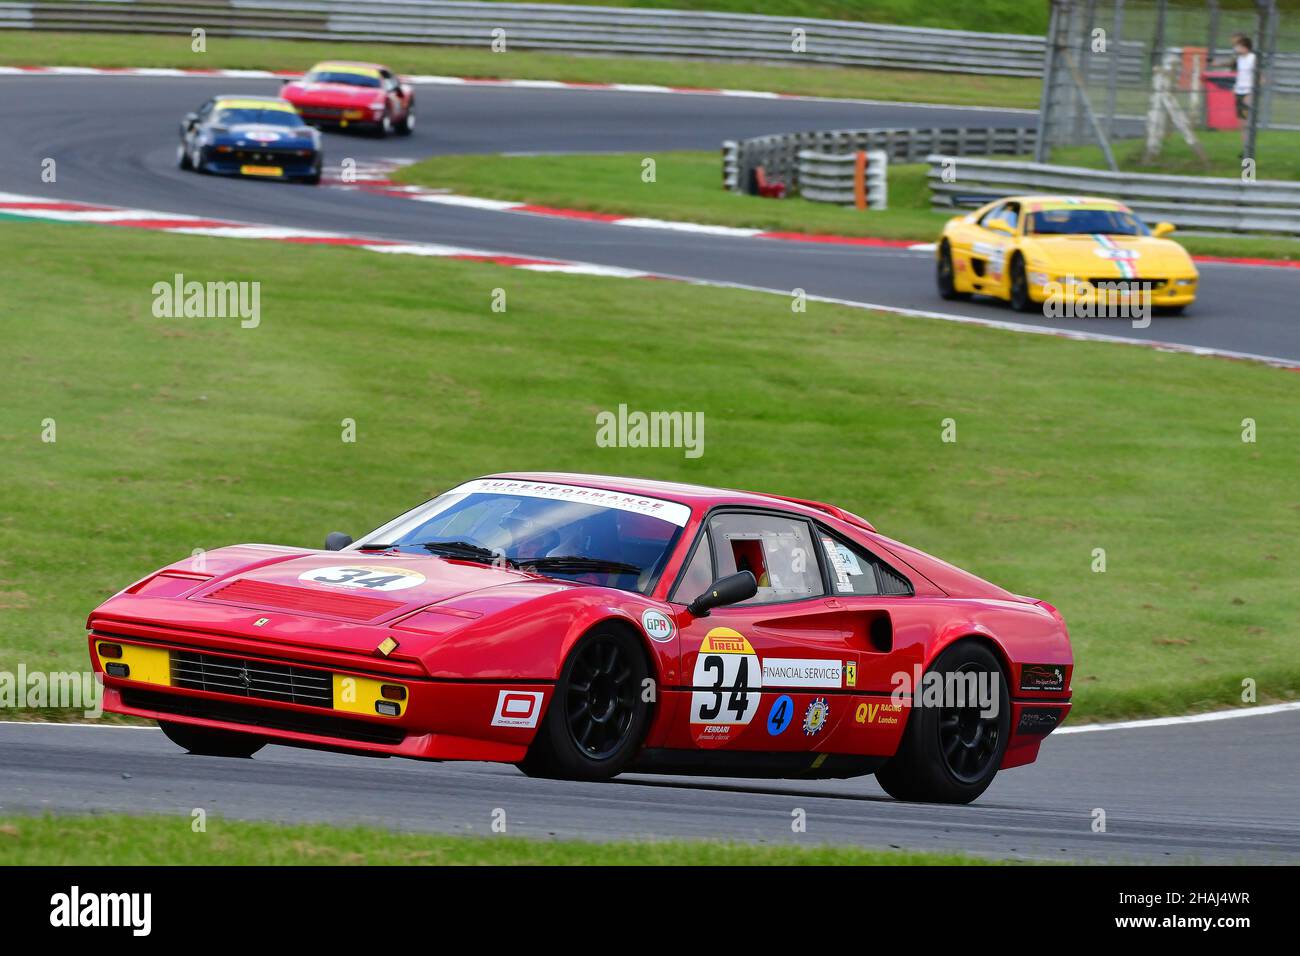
[[641, 608, 675, 643], [766, 695, 794, 735], [491, 690, 545, 728], [803, 697, 830, 736], [298, 565, 426, 591], [691, 627, 762, 747]]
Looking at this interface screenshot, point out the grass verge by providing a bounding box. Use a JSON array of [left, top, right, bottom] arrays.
[[1, 222, 1297, 722], [393, 150, 1300, 261], [0, 814, 987, 864], [0, 30, 1043, 109], [1046, 130, 1300, 183]]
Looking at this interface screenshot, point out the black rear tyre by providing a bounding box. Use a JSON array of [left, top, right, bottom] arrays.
[[518, 627, 650, 781], [159, 721, 266, 758], [874, 640, 1010, 804]]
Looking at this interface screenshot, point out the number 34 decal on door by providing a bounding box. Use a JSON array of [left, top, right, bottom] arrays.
[[690, 627, 763, 747]]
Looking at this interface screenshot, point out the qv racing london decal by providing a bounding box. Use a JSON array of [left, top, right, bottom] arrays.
[[690, 627, 762, 747], [298, 565, 426, 591]]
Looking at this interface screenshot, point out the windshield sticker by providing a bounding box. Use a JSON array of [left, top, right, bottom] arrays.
[[453, 479, 691, 527]]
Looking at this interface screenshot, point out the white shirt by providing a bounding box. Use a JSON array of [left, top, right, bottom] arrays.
[[1234, 52, 1256, 95]]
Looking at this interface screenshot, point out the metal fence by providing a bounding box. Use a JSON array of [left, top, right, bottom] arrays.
[[927, 154, 1300, 233], [797, 150, 888, 207], [724, 126, 1038, 195], [0, 1, 1049, 76], [1038, 0, 1298, 168]]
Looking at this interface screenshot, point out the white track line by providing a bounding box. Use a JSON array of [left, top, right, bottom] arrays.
[[1057, 700, 1300, 734]]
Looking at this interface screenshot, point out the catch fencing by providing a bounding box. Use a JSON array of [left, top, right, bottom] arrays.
[[2, 0, 1047, 76]]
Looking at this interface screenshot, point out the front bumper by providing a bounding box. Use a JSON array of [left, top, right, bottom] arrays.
[[200, 148, 320, 180], [1030, 275, 1198, 309], [90, 632, 547, 762]]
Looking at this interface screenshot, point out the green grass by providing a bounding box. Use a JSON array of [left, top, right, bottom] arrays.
[[0, 814, 986, 864], [0, 30, 1044, 109], [1, 222, 1297, 724], [397, 151, 949, 242], [1046, 130, 1300, 184], [468, 0, 1051, 34], [393, 150, 1300, 261]]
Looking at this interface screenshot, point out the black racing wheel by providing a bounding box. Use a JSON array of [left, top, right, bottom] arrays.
[[936, 240, 969, 300], [518, 627, 651, 781], [874, 640, 1010, 804], [1008, 253, 1033, 312]]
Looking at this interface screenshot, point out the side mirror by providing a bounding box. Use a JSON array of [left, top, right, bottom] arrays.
[[985, 219, 1015, 236], [686, 571, 757, 618], [1152, 221, 1176, 238], [325, 531, 353, 551]]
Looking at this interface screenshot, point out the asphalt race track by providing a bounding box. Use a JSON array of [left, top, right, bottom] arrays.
[[2, 75, 1299, 362], [2, 711, 1298, 863]]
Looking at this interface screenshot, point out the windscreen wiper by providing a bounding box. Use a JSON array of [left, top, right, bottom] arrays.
[[419, 540, 516, 567], [518, 556, 641, 576]]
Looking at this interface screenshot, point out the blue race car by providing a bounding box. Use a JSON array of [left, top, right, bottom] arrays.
[[178, 95, 322, 184]]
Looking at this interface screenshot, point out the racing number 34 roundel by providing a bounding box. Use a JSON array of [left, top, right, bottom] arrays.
[[690, 627, 762, 747]]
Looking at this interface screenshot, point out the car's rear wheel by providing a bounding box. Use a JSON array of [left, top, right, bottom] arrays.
[[160, 721, 266, 758], [874, 640, 1010, 804], [395, 108, 414, 135], [518, 627, 650, 781], [936, 241, 969, 300], [1008, 254, 1033, 312]]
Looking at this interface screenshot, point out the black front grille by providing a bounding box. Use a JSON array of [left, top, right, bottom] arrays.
[[171, 651, 333, 709], [229, 148, 309, 163], [122, 689, 405, 746], [1083, 278, 1166, 293]]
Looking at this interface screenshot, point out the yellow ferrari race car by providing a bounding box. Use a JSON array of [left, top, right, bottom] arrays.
[[936, 196, 1199, 314]]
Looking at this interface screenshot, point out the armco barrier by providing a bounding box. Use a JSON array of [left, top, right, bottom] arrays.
[[724, 126, 1037, 195], [927, 155, 1300, 235], [3, 0, 1047, 76], [798, 150, 887, 208]]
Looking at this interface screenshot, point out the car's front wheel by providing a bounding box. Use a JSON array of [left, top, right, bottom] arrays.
[[936, 240, 969, 300], [518, 627, 650, 781], [1008, 254, 1033, 312], [874, 640, 1010, 804], [177, 141, 192, 170], [160, 721, 266, 758]]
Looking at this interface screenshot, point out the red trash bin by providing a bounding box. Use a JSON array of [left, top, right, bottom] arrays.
[[1202, 71, 1240, 130]]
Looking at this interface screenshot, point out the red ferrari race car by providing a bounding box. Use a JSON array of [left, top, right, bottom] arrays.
[[280, 60, 414, 136], [87, 474, 1072, 803]]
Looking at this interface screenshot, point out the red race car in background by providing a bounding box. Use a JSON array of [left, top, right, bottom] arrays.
[[87, 473, 1072, 804], [280, 60, 414, 136]]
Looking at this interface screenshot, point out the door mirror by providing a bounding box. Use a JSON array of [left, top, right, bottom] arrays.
[[686, 571, 757, 617], [1152, 221, 1176, 238], [984, 218, 1015, 236], [325, 531, 353, 551]]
